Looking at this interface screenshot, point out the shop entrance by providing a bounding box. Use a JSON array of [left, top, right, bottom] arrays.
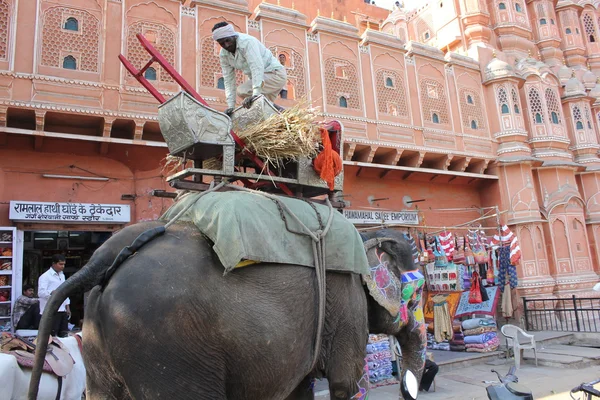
[[21, 230, 111, 329]]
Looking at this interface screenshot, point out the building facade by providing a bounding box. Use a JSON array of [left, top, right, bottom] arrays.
[[0, 0, 598, 322]]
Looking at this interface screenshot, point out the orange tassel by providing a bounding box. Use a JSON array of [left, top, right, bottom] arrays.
[[313, 128, 342, 190]]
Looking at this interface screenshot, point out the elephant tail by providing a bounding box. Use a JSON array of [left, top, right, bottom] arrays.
[[28, 221, 167, 400]]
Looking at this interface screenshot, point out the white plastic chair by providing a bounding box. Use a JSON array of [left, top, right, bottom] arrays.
[[501, 324, 537, 369]]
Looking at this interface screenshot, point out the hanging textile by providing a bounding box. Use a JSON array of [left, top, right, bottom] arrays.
[[403, 233, 420, 267], [490, 225, 522, 265], [433, 295, 453, 343], [497, 246, 518, 292], [439, 231, 455, 261], [501, 283, 514, 318]]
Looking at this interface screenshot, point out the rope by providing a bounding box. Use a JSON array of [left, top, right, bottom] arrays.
[[225, 184, 333, 371]]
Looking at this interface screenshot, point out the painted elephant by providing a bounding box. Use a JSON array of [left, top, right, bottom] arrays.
[[28, 221, 426, 400]]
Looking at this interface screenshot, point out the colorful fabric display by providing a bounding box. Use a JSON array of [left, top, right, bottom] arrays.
[[462, 317, 496, 330], [366, 334, 396, 387], [464, 332, 497, 345], [465, 337, 500, 349], [498, 246, 518, 292], [453, 236, 465, 264], [430, 342, 450, 351], [490, 225, 522, 265], [463, 326, 497, 336], [403, 233, 420, 267], [439, 231, 455, 261]]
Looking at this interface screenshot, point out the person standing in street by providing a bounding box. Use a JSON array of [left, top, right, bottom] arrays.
[[212, 22, 287, 115], [38, 254, 71, 337]]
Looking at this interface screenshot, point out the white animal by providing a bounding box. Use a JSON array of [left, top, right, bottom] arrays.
[[0, 333, 85, 400]]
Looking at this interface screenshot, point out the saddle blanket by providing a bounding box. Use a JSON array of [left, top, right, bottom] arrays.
[[7, 351, 54, 373], [161, 191, 369, 274]]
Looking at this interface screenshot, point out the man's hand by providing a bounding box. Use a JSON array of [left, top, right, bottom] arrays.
[[242, 95, 259, 109], [224, 108, 234, 117]]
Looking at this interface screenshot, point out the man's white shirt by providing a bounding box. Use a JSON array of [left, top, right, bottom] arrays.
[[38, 268, 70, 314]]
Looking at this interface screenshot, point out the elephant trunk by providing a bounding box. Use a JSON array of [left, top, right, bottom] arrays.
[[28, 221, 166, 400], [396, 313, 427, 398]]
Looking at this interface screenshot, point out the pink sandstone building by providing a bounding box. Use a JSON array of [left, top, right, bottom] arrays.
[[0, 0, 599, 324]]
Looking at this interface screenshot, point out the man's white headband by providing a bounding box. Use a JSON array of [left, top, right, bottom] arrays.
[[213, 25, 237, 41]]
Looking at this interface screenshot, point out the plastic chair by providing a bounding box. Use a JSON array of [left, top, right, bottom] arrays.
[[501, 324, 537, 369]]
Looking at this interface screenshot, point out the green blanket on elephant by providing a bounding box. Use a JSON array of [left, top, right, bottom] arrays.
[[160, 191, 369, 275]]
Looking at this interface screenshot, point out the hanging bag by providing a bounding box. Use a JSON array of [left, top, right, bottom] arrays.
[[468, 271, 483, 304], [453, 236, 466, 264], [464, 237, 475, 266], [433, 236, 448, 268], [473, 233, 489, 264], [480, 279, 490, 302]]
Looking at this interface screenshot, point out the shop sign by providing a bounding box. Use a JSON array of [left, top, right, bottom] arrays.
[[9, 201, 130, 224], [343, 209, 419, 225]]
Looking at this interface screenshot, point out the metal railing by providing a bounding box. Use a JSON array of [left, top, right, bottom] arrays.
[[523, 296, 600, 332]]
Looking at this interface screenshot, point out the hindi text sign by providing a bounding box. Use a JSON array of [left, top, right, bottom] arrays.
[[9, 201, 131, 224]]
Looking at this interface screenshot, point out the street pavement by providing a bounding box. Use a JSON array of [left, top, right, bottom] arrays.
[[314, 359, 600, 399]]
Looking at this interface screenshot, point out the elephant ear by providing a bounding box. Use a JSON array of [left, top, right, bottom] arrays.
[[362, 237, 403, 317]]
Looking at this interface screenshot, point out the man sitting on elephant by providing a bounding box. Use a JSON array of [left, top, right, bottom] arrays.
[[212, 22, 287, 116]]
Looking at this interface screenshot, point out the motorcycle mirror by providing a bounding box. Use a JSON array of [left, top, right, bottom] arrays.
[[400, 370, 419, 400]]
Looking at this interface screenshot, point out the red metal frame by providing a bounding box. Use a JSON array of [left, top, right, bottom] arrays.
[[119, 33, 294, 196]]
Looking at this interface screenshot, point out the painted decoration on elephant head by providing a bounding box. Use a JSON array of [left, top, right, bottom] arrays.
[[362, 245, 403, 317]]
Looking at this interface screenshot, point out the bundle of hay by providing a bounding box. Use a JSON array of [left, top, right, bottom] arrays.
[[236, 99, 321, 168]]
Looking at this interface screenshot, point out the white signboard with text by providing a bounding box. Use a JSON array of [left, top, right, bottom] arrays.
[[343, 209, 419, 225], [9, 201, 131, 224]]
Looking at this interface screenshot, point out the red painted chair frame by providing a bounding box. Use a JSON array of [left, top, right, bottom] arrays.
[[118, 33, 295, 196]]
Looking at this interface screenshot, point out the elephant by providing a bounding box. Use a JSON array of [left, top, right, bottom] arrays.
[[28, 220, 426, 400]]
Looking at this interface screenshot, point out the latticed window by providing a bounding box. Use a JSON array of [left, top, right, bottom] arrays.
[[460, 88, 485, 130], [64, 17, 78, 31], [499, 2, 506, 10], [545, 88, 561, 124], [515, 3, 522, 12], [585, 106, 593, 129], [497, 86, 509, 114], [511, 88, 520, 114], [420, 79, 449, 124], [325, 58, 360, 109], [528, 88, 545, 124], [144, 67, 156, 80], [376, 70, 408, 117], [62, 55, 76, 70], [566, 28, 572, 34], [583, 14, 596, 42], [339, 96, 348, 108], [540, 19, 547, 25], [432, 113, 440, 123], [573, 105, 584, 130]]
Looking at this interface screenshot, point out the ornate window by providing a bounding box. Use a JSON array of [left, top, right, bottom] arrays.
[[64, 17, 78, 31], [566, 28, 572, 34], [325, 58, 360, 109], [499, 2, 506, 10], [460, 88, 485, 130], [217, 76, 225, 90], [432, 113, 440, 123], [515, 3, 522, 12], [551, 19, 555, 25], [424, 31, 430, 40], [280, 88, 288, 99], [583, 14, 596, 43], [269, 46, 306, 100], [545, 88, 562, 124], [0, 0, 9, 61], [376, 70, 408, 116], [528, 87, 545, 124], [511, 88, 520, 114], [339, 96, 348, 108], [420, 79, 449, 124], [540, 18, 547, 25], [144, 67, 156, 80], [501, 104, 509, 114], [128, 22, 175, 82], [573, 105, 584, 130], [585, 106, 593, 129], [62, 55, 77, 70], [498, 87, 510, 114]]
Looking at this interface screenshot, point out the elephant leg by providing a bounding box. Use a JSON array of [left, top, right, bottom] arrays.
[[396, 313, 427, 399], [284, 376, 315, 400]]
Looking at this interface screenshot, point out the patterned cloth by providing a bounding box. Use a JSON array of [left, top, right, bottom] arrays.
[[11, 295, 39, 328], [219, 33, 285, 108], [490, 225, 522, 264], [439, 231, 455, 260], [403, 233, 420, 267], [498, 246, 518, 292]]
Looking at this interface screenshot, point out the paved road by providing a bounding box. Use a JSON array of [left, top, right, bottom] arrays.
[[314, 359, 600, 399]]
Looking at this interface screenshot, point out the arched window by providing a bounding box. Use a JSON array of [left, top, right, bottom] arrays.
[[471, 120, 478, 129], [515, 3, 522, 12], [501, 104, 510, 114], [566, 28, 572, 34], [551, 111, 559, 124], [62, 55, 77, 70], [280, 89, 288, 99], [511, 88, 520, 114], [144, 67, 157, 81], [432, 113, 439, 123], [278, 54, 287, 66], [588, 120, 592, 129], [385, 77, 394, 87], [576, 121, 584, 130], [540, 18, 547, 25], [217, 77, 225, 89], [583, 14, 597, 43], [64, 17, 78, 31], [424, 32, 430, 40], [467, 95, 473, 104], [498, 2, 506, 10], [535, 113, 542, 123], [591, 35, 596, 42], [514, 104, 520, 114], [546, 89, 561, 125], [339, 96, 348, 108], [551, 19, 555, 25]]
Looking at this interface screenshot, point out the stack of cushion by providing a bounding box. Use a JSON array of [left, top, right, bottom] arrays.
[[366, 334, 397, 388], [449, 320, 465, 351], [461, 318, 499, 353]]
